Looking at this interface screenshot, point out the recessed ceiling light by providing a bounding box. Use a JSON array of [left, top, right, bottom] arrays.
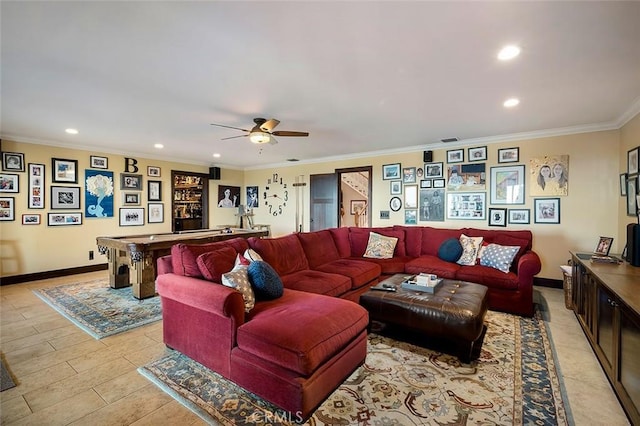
[[498, 45, 521, 61], [503, 98, 520, 108], [213, 153, 221, 158], [154, 143, 164, 149], [65, 128, 78, 134]]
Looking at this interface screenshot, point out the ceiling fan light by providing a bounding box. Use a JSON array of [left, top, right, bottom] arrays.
[[249, 131, 271, 144]]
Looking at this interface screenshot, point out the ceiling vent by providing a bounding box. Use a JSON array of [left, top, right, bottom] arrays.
[[441, 137, 459, 143]]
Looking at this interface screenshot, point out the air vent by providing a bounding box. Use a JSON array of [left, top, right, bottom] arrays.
[[441, 137, 459, 143], [286, 158, 300, 162]]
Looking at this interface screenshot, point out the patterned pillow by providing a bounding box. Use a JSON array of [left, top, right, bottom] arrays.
[[456, 234, 484, 266], [363, 232, 398, 259], [244, 248, 263, 262], [480, 243, 520, 273], [221, 264, 255, 312]]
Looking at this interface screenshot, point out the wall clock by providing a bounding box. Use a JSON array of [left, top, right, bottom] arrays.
[[390, 196, 402, 212], [264, 172, 288, 216]]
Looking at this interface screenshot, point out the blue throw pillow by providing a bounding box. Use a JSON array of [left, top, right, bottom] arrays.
[[438, 238, 463, 262], [247, 261, 284, 300]]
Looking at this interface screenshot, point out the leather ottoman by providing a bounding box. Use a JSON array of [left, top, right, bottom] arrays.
[[359, 275, 488, 362]]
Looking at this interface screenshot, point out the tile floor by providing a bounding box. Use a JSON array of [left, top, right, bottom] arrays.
[[0, 272, 631, 425]]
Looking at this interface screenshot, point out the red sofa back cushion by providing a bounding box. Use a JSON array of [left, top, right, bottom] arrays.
[[393, 225, 423, 257], [196, 246, 238, 283], [421, 227, 463, 256], [328, 227, 351, 258], [296, 230, 341, 268], [171, 237, 249, 277], [349, 227, 406, 257], [248, 234, 309, 276]]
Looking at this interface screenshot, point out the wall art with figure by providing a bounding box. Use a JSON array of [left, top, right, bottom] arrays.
[[529, 155, 569, 196], [218, 185, 240, 208], [85, 169, 114, 218], [419, 188, 445, 222]]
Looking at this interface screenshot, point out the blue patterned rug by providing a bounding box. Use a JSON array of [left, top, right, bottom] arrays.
[[139, 306, 571, 425], [33, 279, 162, 339]]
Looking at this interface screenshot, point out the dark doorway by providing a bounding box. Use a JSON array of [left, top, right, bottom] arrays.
[[309, 173, 338, 231]]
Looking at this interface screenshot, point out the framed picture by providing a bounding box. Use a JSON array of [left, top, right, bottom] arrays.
[[390, 180, 402, 195], [468, 146, 487, 162], [120, 173, 142, 190], [404, 185, 418, 209], [119, 207, 144, 226], [28, 163, 45, 208], [620, 173, 628, 196], [490, 165, 525, 204], [447, 163, 486, 191], [389, 196, 402, 212], [22, 214, 41, 225], [404, 209, 417, 225], [424, 162, 443, 178], [420, 179, 432, 189], [147, 166, 161, 177], [350, 199, 367, 215], [419, 188, 445, 222], [447, 149, 464, 163], [0, 173, 19, 193], [498, 147, 519, 163], [594, 237, 614, 256], [488, 208, 507, 226], [90, 156, 108, 169], [382, 163, 401, 180], [416, 168, 423, 178], [122, 192, 141, 206], [627, 174, 638, 216], [148, 180, 162, 201], [433, 179, 445, 188], [148, 203, 164, 223], [530, 155, 569, 196], [508, 209, 530, 224], [0, 197, 15, 221], [2, 152, 25, 172], [446, 192, 486, 220], [47, 212, 82, 226], [247, 186, 259, 208], [402, 167, 417, 183], [85, 169, 114, 218], [534, 198, 561, 224], [52, 158, 78, 183], [628, 147, 639, 175], [51, 186, 81, 209]]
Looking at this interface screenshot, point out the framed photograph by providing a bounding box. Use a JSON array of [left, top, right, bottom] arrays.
[[120, 173, 142, 190], [498, 147, 519, 163], [490, 165, 525, 204], [534, 198, 561, 224], [530, 155, 569, 196], [627, 174, 638, 216], [350, 199, 367, 215], [468, 146, 487, 162], [416, 168, 423, 178], [52, 158, 78, 183], [2, 152, 25, 172], [390, 180, 402, 195], [148, 180, 162, 201], [424, 162, 443, 178], [0, 173, 19, 193], [594, 237, 614, 256], [22, 214, 41, 225], [508, 209, 530, 224], [0, 197, 15, 221], [119, 207, 144, 226], [628, 147, 639, 175], [447, 163, 486, 191], [420, 179, 432, 189], [382, 163, 401, 180], [148, 203, 164, 223], [447, 149, 464, 163], [147, 166, 161, 177], [488, 208, 507, 227], [122, 192, 141, 206], [402, 167, 416, 183], [447, 192, 486, 220], [404, 209, 417, 225], [404, 185, 418, 209], [389, 196, 402, 212], [419, 188, 445, 222], [433, 179, 445, 188], [28, 163, 45, 208], [51, 186, 81, 209], [620, 173, 628, 196], [48, 212, 83, 226], [90, 156, 108, 169]]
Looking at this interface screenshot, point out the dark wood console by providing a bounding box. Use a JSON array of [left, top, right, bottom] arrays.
[[571, 252, 640, 424]]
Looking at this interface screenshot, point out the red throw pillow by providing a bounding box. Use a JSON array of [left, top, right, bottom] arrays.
[[196, 246, 238, 283]]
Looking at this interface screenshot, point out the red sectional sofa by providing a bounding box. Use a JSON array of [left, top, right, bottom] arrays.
[[155, 225, 541, 418]]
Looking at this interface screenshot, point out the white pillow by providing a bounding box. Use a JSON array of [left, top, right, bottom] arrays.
[[363, 232, 398, 259], [244, 248, 263, 262], [221, 263, 255, 312], [480, 243, 520, 273], [456, 234, 484, 266]]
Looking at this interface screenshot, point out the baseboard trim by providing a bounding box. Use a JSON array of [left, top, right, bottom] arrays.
[[1, 264, 108, 286], [534, 277, 563, 289]]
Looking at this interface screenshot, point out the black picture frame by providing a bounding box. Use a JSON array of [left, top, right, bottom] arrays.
[[424, 162, 443, 178], [0, 173, 19, 193], [120, 173, 142, 190], [119, 207, 144, 226], [90, 155, 108, 169], [498, 147, 519, 163], [620, 173, 628, 196], [627, 174, 638, 216], [0, 196, 15, 221], [47, 212, 82, 226], [52, 158, 78, 183], [508, 209, 530, 224], [389, 196, 402, 212], [2, 152, 25, 172], [594, 236, 614, 256], [446, 149, 464, 163], [488, 208, 507, 226], [148, 180, 162, 201], [148, 203, 164, 223], [628, 147, 639, 175], [534, 198, 561, 224], [468, 146, 487, 162]]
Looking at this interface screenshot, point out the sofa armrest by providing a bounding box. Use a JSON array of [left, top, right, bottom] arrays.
[[516, 251, 542, 283]]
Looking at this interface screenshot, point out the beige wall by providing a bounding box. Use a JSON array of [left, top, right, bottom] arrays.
[[1, 116, 636, 280]]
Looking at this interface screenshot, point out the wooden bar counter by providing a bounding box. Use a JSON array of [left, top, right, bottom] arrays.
[[97, 228, 268, 299]]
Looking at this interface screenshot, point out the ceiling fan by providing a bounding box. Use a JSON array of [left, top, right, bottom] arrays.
[[210, 117, 309, 145]]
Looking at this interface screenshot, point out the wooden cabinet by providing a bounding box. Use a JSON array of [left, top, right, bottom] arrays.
[[172, 171, 208, 232], [571, 253, 640, 424]]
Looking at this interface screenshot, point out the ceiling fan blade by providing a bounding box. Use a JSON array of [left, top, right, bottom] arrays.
[[221, 134, 248, 140], [260, 119, 280, 132], [268, 136, 279, 145], [210, 123, 250, 132], [271, 130, 309, 137]]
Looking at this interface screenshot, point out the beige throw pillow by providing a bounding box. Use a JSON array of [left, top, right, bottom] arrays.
[[456, 234, 484, 266], [363, 232, 398, 259]]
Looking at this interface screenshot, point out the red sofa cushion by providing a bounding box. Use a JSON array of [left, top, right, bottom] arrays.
[[404, 255, 461, 279], [349, 227, 406, 257], [240, 290, 369, 376], [357, 256, 412, 274], [280, 270, 352, 297], [455, 265, 519, 290], [420, 227, 463, 256], [393, 225, 422, 257], [328, 227, 351, 258], [314, 259, 381, 288], [248, 234, 309, 276], [196, 246, 238, 283], [171, 237, 250, 277], [296, 230, 341, 268]]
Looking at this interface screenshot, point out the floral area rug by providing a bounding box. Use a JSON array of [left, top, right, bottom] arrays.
[[33, 279, 161, 339], [139, 307, 570, 425]]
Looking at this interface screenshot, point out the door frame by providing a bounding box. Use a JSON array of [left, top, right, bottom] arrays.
[[336, 166, 372, 228]]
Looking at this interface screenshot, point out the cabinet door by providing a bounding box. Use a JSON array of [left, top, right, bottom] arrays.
[[596, 285, 616, 372], [620, 310, 640, 420]]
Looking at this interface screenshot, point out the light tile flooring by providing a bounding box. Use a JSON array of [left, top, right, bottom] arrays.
[[0, 271, 631, 425]]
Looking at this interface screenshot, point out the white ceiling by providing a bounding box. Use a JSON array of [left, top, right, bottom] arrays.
[[2, 1, 640, 169]]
